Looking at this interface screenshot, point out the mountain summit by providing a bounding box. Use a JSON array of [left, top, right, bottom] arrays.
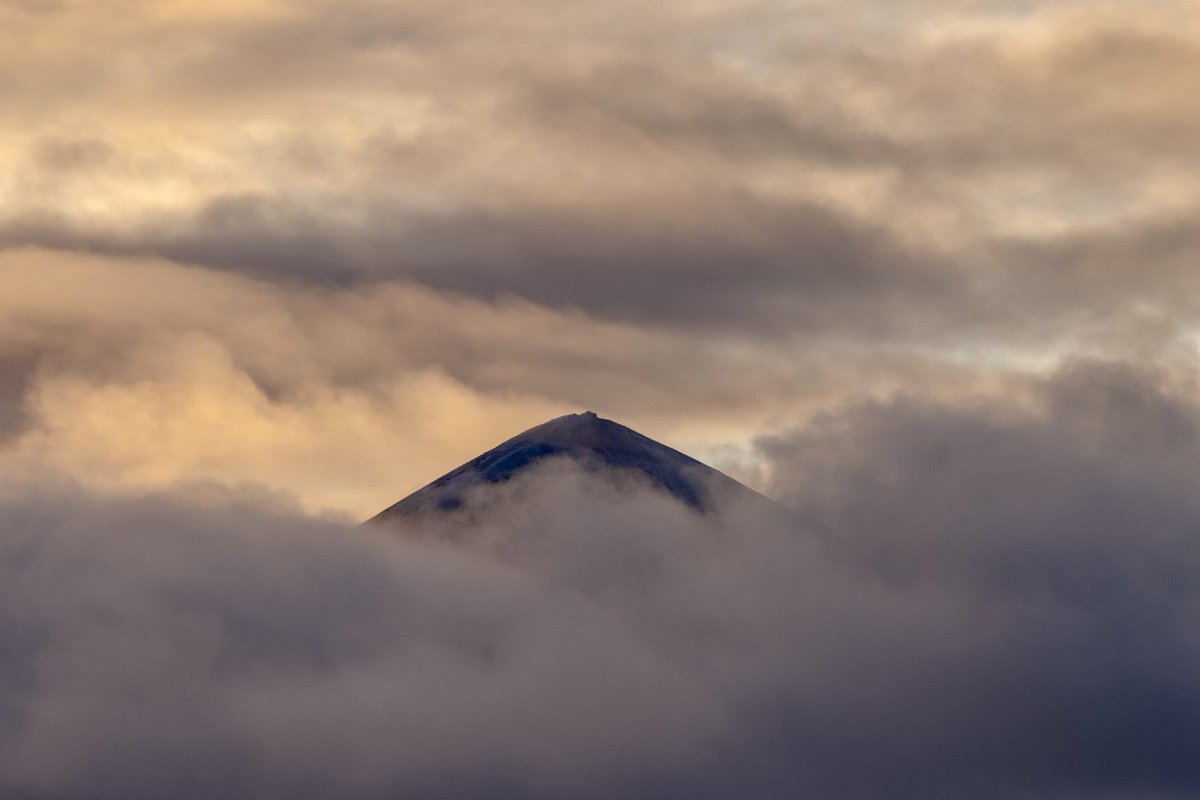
[[369, 411, 766, 525]]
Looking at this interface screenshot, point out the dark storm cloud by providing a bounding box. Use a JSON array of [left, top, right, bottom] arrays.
[[171, 193, 951, 332], [0, 192, 956, 335], [4, 359, 1200, 799], [11, 191, 1197, 347], [375, 197, 955, 331]]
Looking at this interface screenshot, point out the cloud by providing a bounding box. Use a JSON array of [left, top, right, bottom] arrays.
[[5, 240, 1190, 519], [1, 359, 1200, 798], [3, 248, 873, 515], [0, 472, 755, 800], [2, 190, 940, 325], [3, 4, 1200, 791], [749, 359, 1200, 795], [2, 0, 1197, 346]]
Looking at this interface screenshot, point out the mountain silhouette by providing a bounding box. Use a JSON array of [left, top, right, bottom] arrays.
[[368, 411, 773, 525]]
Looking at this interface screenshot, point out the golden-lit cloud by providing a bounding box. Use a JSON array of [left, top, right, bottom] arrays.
[[1, 0, 1198, 510], [15, 341, 563, 518], [0, 247, 1044, 515]]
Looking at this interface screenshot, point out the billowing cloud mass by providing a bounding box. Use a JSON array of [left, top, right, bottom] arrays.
[[2, 0, 1200, 796], [3, 361, 1200, 799]]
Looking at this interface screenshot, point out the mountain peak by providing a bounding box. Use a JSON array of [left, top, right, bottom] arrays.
[[368, 412, 765, 526]]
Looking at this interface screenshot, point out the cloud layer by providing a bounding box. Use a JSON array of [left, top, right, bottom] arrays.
[[2, 361, 1200, 799], [3, 3, 1200, 794], [3, 0, 1199, 337]]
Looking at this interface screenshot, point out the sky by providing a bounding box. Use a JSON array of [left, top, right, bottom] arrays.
[[3, 0, 1198, 517], [3, 0, 1200, 797]]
